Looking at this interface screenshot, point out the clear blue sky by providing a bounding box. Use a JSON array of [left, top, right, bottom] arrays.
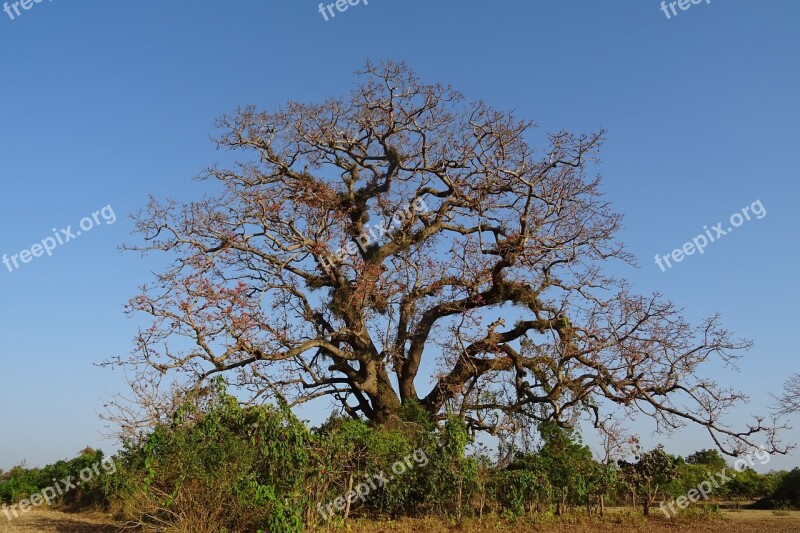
[[1, 0, 798, 472]]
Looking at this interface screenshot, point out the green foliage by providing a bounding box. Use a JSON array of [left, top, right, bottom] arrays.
[[685, 449, 727, 472], [754, 468, 800, 509], [491, 422, 617, 517], [312, 413, 432, 518], [727, 467, 773, 502], [424, 416, 477, 517], [667, 462, 715, 498], [537, 422, 597, 512], [112, 382, 314, 532], [0, 448, 115, 509], [618, 445, 678, 515], [90, 385, 800, 529], [0, 464, 39, 504], [397, 398, 437, 433]]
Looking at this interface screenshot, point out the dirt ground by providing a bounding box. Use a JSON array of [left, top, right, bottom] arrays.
[[340, 511, 800, 533], [336, 511, 800, 533], [0, 509, 118, 533], [0, 508, 798, 532]]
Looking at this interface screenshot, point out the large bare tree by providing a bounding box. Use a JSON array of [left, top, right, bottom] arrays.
[[105, 61, 783, 455]]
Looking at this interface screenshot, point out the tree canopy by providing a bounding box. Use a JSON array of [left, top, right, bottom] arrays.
[[105, 61, 782, 456]]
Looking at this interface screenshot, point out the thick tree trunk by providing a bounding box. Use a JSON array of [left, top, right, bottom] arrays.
[[364, 362, 403, 423]]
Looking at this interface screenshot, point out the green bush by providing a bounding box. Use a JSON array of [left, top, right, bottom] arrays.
[[0, 448, 115, 510], [753, 468, 800, 510], [111, 386, 314, 532]]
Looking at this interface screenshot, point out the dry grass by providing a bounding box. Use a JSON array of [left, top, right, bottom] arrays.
[[0, 508, 798, 532], [318, 510, 800, 533], [0, 508, 119, 533]]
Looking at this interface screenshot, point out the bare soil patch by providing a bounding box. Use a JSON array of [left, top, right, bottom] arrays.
[[0, 508, 118, 533], [328, 510, 800, 533]]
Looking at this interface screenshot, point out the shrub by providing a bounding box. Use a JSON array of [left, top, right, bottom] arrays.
[[0, 448, 115, 510], [112, 383, 314, 532]]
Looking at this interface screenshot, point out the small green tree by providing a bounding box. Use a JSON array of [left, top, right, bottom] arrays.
[[618, 445, 678, 516], [727, 468, 769, 508], [585, 461, 617, 517], [425, 416, 475, 519], [535, 422, 598, 515], [669, 459, 713, 500], [502, 453, 550, 515]]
